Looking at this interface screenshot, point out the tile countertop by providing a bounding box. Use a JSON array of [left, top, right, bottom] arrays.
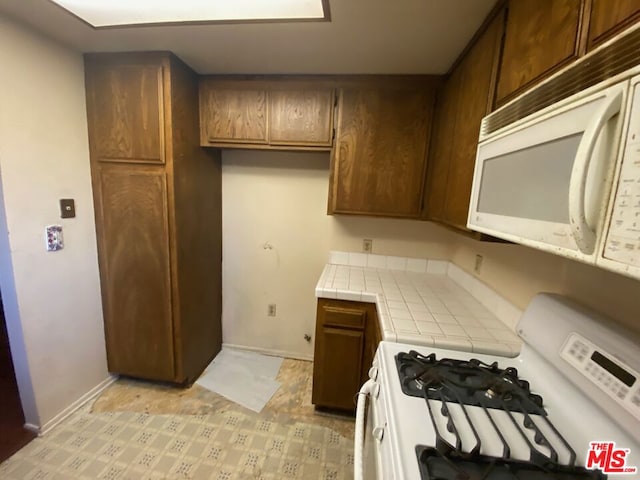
[[315, 251, 523, 357]]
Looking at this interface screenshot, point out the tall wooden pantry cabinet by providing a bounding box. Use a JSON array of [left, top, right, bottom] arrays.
[[84, 52, 222, 384]]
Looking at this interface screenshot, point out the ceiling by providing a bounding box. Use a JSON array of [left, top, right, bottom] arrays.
[[0, 0, 497, 75]]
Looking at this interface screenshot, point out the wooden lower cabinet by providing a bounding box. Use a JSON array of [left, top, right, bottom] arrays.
[[312, 299, 381, 412]]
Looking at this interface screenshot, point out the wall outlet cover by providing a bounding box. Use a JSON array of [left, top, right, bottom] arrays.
[[46, 225, 64, 251]]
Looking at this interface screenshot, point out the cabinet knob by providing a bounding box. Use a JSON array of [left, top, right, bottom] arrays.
[[372, 426, 384, 442], [368, 366, 379, 381]]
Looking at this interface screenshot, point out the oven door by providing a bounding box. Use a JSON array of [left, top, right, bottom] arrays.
[[355, 364, 394, 479], [468, 81, 627, 264]]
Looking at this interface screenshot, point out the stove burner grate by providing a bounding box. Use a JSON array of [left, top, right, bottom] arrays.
[[396, 352, 599, 478], [416, 446, 606, 480], [396, 351, 544, 414]]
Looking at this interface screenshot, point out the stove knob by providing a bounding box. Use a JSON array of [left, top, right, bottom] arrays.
[[368, 367, 379, 381], [373, 426, 384, 442], [372, 383, 380, 399]]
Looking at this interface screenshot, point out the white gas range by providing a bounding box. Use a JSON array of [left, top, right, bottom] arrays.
[[355, 293, 640, 479]]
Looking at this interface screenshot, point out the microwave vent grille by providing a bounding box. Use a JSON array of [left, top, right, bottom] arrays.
[[483, 26, 640, 137]]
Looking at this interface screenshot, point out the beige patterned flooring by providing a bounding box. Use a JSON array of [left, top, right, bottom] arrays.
[[0, 358, 355, 479]]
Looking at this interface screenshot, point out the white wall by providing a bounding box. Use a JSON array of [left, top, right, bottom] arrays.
[[221, 150, 461, 358], [328, 215, 455, 259], [0, 16, 109, 430], [221, 143, 640, 356], [450, 236, 640, 335], [222, 150, 331, 359]]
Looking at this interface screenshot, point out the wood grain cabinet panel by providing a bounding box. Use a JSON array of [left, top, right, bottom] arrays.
[[86, 64, 164, 164], [312, 299, 381, 412], [200, 86, 268, 144], [199, 80, 335, 150], [444, 11, 505, 228], [269, 89, 335, 146], [424, 70, 462, 222], [496, 0, 583, 104], [424, 8, 504, 230], [588, 0, 640, 49], [99, 168, 174, 380], [330, 87, 434, 217], [85, 53, 222, 384], [312, 327, 364, 411]]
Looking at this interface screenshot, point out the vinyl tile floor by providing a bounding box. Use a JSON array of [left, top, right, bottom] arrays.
[[0, 358, 355, 480]]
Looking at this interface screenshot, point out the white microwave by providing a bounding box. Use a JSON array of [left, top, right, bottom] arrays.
[[468, 69, 640, 280]]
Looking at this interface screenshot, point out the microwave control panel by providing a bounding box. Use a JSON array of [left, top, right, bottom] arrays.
[[603, 78, 640, 266]]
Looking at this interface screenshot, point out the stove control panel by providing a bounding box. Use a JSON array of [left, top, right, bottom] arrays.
[[561, 333, 640, 420]]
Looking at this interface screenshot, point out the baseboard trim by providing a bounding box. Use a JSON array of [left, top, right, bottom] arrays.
[[222, 343, 313, 362], [35, 375, 118, 436]]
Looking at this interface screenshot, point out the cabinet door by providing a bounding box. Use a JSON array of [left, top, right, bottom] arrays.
[[200, 85, 268, 144], [443, 11, 505, 229], [98, 167, 175, 381], [330, 87, 434, 217], [269, 88, 335, 147], [424, 70, 463, 221], [312, 326, 364, 411], [86, 64, 164, 164], [588, 0, 640, 49], [496, 0, 582, 104], [361, 304, 381, 386], [312, 301, 366, 411], [425, 9, 504, 230]]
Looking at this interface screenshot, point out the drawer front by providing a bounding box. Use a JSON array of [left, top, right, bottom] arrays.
[[322, 304, 366, 329]]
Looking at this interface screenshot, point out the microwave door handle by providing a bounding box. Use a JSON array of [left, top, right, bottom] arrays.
[[569, 90, 623, 254]]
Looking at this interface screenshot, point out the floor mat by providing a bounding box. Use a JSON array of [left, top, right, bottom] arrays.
[[196, 349, 283, 413]]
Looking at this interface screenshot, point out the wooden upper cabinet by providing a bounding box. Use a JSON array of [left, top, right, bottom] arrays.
[[424, 69, 462, 222], [199, 80, 335, 149], [85, 63, 164, 164], [424, 8, 505, 230], [444, 11, 505, 228], [587, 0, 640, 50], [199, 85, 268, 144], [268, 88, 335, 147], [496, 0, 583, 104], [330, 86, 435, 217]]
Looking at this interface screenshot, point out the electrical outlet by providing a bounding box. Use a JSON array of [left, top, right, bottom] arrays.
[[267, 304, 276, 317], [474, 254, 483, 274], [363, 238, 373, 253]]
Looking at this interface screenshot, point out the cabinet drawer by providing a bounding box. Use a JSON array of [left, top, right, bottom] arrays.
[[321, 304, 366, 329]]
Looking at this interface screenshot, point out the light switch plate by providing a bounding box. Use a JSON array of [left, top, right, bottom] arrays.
[[60, 198, 75, 218], [45, 225, 64, 251]]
